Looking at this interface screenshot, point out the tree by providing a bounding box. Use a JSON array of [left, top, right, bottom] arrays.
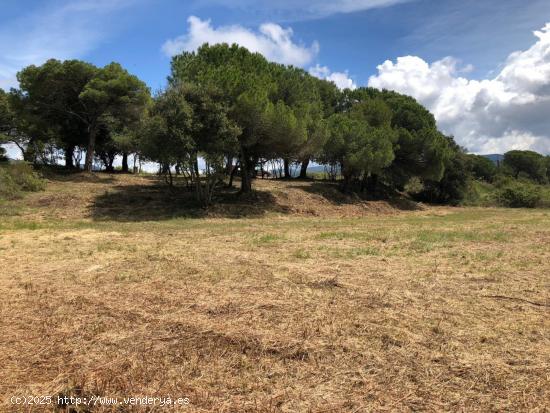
[[413, 136, 469, 204], [345, 88, 450, 191], [79, 63, 150, 171], [183, 83, 239, 205], [170, 43, 298, 192], [503, 150, 547, 183], [138, 82, 238, 205], [0, 89, 12, 135], [2, 88, 42, 162], [14, 60, 96, 167], [14, 60, 149, 171], [264, 100, 307, 177], [111, 129, 139, 173], [270, 66, 328, 178], [467, 154, 497, 182], [324, 112, 395, 192], [138, 86, 194, 184], [0, 89, 12, 161]]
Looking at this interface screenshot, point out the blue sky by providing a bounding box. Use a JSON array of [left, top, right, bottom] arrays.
[[2, 0, 550, 154]]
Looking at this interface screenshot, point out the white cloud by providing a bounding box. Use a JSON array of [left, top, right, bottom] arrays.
[[162, 16, 319, 67], [309, 0, 411, 16], [195, 0, 412, 21], [0, 0, 135, 90], [368, 23, 550, 154], [309, 64, 357, 90]]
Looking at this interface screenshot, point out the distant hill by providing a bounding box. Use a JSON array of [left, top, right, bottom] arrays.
[[482, 154, 504, 164]]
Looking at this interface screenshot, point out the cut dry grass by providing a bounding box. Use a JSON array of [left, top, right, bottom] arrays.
[[0, 173, 548, 412]]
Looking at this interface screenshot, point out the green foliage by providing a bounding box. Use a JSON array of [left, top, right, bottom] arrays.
[[0, 88, 13, 136], [169, 43, 327, 190], [495, 181, 542, 208], [413, 137, 469, 204], [137, 82, 238, 204], [467, 154, 498, 182], [13, 59, 97, 164], [13, 59, 149, 170], [0, 162, 45, 199], [340, 88, 450, 191], [138, 85, 194, 167], [324, 111, 395, 190], [0, 168, 19, 199], [5, 44, 550, 209], [503, 150, 547, 183]]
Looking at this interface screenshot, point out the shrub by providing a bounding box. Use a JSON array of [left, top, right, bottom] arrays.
[[0, 162, 45, 199], [0, 168, 22, 199], [495, 181, 541, 208], [7, 162, 46, 191]]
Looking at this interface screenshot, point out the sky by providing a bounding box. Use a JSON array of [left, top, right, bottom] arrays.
[[1, 0, 550, 155]]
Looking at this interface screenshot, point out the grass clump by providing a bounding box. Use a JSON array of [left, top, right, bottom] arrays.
[[0, 162, 45, 199]]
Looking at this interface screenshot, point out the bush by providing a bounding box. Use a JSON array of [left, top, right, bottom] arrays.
[[8, 162, 46, 191], [0, 168, 22, 199], [0, 162, 45, 199], [495, 182, 541, 208]]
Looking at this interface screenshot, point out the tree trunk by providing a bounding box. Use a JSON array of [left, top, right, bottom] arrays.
[[228, 160, 239, 188], [299, 158, 310, 179], [65, 145, 75, 169], [240, 152, 252, 193], [342, 174, 351, 193], [225, 155, 233, 175], [84, 126, 97, 172], [121, 152, 129, 173], [21, 138, 35, 163], [283, 158, 291, 179], [367, 174, 378, 193]]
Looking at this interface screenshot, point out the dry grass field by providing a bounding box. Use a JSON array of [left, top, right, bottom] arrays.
[[0, 173, 549, 412]]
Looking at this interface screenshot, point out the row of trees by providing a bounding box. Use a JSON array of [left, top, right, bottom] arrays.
[[140, 44, 457, 203], [467, 151, 550, 184], [0, 60, 149, 171], [2, 43, 548, 206]]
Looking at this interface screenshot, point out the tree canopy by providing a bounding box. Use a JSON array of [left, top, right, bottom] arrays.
[[10, 59, 149, 170], [503, 150, 548, 183], [2, 43, 548, 207]]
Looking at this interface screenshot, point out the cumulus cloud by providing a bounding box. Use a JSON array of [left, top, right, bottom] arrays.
[[368, 23, 550, 154], [162, 16, 319, 67], [309, 64, 357, 90]]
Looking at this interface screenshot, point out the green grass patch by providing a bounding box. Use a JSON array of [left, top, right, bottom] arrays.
[[253, 233, 287, 246]]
